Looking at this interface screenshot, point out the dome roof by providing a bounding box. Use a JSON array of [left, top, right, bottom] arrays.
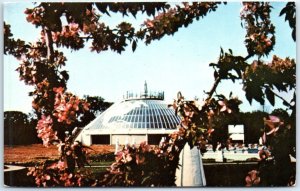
[[85, 99, 180, 131]]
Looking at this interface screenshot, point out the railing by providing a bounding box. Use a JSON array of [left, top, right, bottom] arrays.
[[123, 90, 164, 100]]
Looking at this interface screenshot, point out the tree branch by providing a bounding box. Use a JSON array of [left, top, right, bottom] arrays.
[[43, 27, 54, 62], [244, 53, 253, 61], [206, 77, 221, 101], [269, 88, 294, 108], [205, 54, 252, 101]]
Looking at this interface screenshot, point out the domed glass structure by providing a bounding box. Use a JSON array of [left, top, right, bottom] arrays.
[[76, 82, 180, 145], [89, 99, 180, 130]]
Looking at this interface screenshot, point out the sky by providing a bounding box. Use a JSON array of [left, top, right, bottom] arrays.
[[2, 1, 297, 114]]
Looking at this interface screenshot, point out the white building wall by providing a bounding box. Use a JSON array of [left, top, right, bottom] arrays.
[[82, 132, 92, 146], [111, 134, 146, 145]]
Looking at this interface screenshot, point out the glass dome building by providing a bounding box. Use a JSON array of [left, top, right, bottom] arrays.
[[76, 82, 180, 145]]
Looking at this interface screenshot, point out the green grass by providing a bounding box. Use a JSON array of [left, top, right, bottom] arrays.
[[89, 161, 114, 167]]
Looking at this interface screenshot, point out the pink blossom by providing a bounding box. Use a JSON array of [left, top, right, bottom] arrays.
[[36, 115, 58, 146], [245, 170, 260, 186]]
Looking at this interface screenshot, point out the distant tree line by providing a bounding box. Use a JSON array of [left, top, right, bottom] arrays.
[[4, 96, 112, 145], [4, 111, 41, 145], [4, 102, 289, 147]]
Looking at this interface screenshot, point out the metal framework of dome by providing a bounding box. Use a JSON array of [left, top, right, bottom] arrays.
[[76, 81, 180, 145]]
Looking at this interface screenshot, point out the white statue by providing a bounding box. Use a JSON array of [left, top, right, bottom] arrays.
[[175, 143, 206, 186]]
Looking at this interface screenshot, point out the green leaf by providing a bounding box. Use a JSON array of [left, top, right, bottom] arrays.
[[132, 40, 137, 52], [265, 88, 275, 106], [220, 47, 224, 55], [254, 92, 265, 105], [279, 6, 287, 16], [209, 63, 218, 67], [244, 86, 253, 105], [229, 49, 232, 54], [60, 70, 69, 81], [177, 91, 182, 99], [292, 29, 296, 41]]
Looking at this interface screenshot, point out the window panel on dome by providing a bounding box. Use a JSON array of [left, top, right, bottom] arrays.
[[148, 108, 152, 116], [171, 114, 180, 124], [157, 109, 165, 123], [153, 107, 158, 121], [115, 115, 122, 121], [158, 103, 165, 110], [149, 108, 154, 115], [168, 109, 179, 123], [127, 110, 134, 115], [150, 122, 156, 129], [137, 108, 141, 115], [149, 115, 154, 123], [108, 117, 114, 123], [141, 108, 145, 119], [132, 110, 138, 122], [123, 115, 129, 122], [143, 121, 147, 128], [165, 115, 173, 129], [156, 122, 161, 129], [128, 115, 133, 122], [155, 104, 163, 125], [159, 115, 166, 128], [136, 109, 141, 121], [162, 121, 167, 129], [146, 115, 151, 123], [137, 114, 141, 122], [165, 108, 172, 116], [151, 121, 157, 129], [110, 116, 117, 122], [147, 114, 151, 124], [159, 109, 169, 129]]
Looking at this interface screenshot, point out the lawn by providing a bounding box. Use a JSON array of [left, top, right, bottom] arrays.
[[4, 144, 116, 187], [4, 144, 295, 187], [4, 144, 115, 165]]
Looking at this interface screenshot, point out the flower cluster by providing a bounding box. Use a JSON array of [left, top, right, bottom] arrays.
[[27, 135, 96, 187], [240, 2, 259, 17], [171, 92, 242, 153], [36, 115, 58, 147], [27, 161, 97, 187], [245, 170, 261, 187], [143, 2, 221, 44], [53, 87, 90, 124], [100, 140, 181, 186], [240, 2, 275, 57], [258, 149, 271, 161], [25, 7, 45, 26], [40, 23, 84, 50]]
